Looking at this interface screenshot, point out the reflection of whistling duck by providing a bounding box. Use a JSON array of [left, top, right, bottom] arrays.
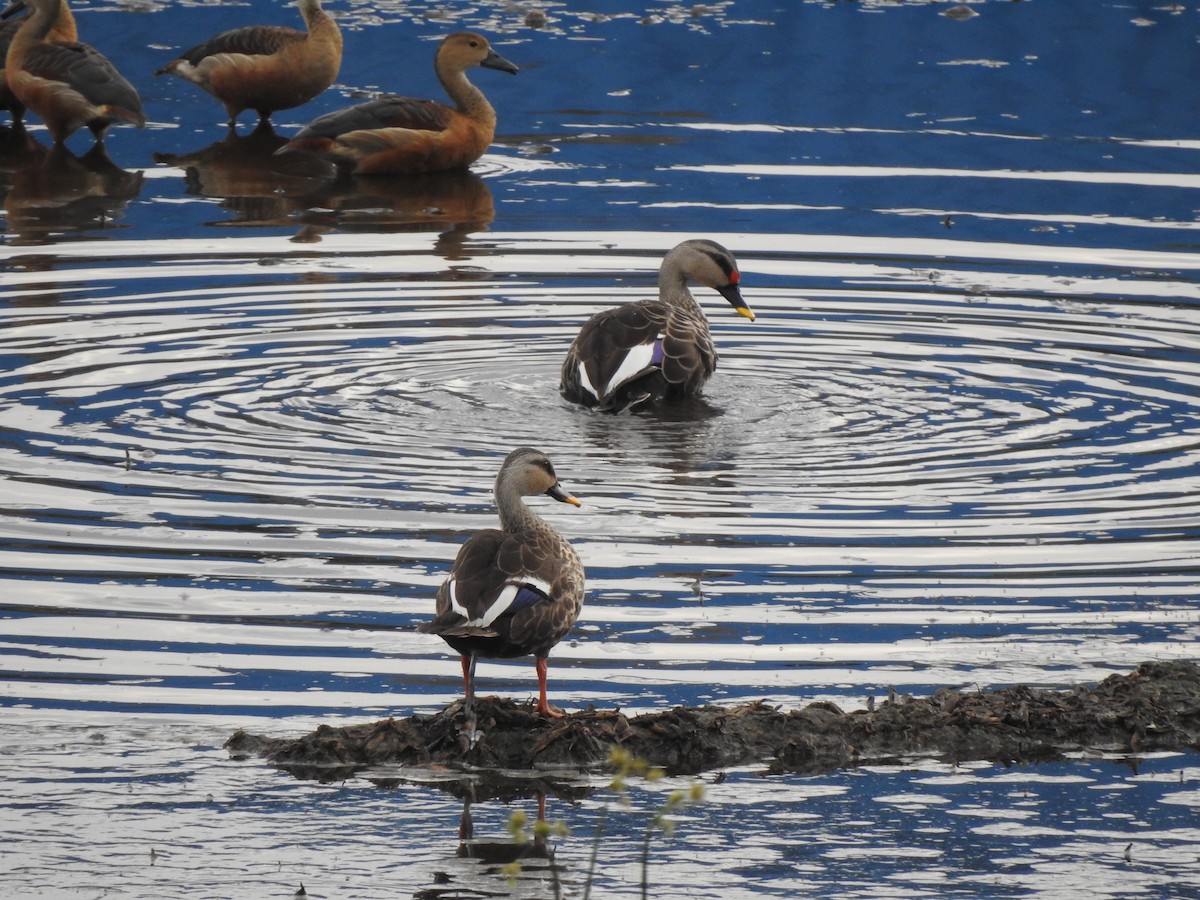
[[0, 0, 75, 126], [561, 240, 756, 413], [418, 448, 584, 719], [4, 142, 144, 239], [155, 0, 342, 128], [277, 31, 517, 176], [4, 0, 143, 145]]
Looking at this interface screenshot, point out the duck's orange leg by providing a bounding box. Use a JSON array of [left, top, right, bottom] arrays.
[[460, 653, 477, 718], [534, 657, 565, 717]]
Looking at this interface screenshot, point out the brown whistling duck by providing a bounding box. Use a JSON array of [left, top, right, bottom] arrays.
[[417, 448, 585, 719], [4, 0, 143, 145], [560, 239, 756, 413], [0, 0, 75, 126], [276, 31, 517, 176], [155, 0, 342, 128]]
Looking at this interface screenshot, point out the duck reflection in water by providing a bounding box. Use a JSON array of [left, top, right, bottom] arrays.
[[290, 168, 495, 252], [154, 120, 332, 226], [153, 121, 495, 249], [0, 135, 142, 241], [414, 782, 567, 900]]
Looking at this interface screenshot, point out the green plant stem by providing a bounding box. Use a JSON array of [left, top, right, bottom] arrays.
[[641, 826, 653, 900], [581, 806, 608, 900]]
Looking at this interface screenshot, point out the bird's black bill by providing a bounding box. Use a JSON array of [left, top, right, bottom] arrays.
[[546, 483, 581, 507], [482, 49, 519, 75], [719, 283, 755, 321]]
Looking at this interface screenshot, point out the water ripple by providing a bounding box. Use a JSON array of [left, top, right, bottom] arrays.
[[2, 230, 1199, 717]]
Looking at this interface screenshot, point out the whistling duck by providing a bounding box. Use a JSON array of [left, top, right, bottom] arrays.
[[276, 31, 517, 176], [155, 0, 342, 128], [418, 447, 585, 719], [561, 239, 756, 412], [0, 0, 75, 125], [4, 0, 143, 145]]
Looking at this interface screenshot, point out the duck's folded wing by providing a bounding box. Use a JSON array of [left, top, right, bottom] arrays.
[[423, 528, 560, 629], [24, 42, 144, 120], [176, 26, 304, 64], [565, 300, 668, 402], [294, 96, 453, 140]]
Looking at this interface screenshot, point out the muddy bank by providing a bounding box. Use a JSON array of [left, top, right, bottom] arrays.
[[226, 660, 1200, 779]]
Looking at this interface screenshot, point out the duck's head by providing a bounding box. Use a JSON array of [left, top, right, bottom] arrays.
[[668, 239, 755, 322], [439, 31, 519, 76], [498, 447, 581, 507]]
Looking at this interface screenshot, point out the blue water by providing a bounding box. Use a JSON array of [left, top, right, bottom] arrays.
[[2, 0, 1200, 896]]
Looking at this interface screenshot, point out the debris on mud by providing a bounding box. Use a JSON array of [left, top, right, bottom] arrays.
[[226, 661, 1200, 780]]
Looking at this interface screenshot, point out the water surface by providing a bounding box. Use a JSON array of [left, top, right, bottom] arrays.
[[2, 0, 1199, 896]]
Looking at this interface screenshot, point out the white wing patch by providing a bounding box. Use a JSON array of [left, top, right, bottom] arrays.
[[577, 361, 599, 401], [450, 575, 556, 627], [448, 578, 470, 619], [603, 339, 658, 399]]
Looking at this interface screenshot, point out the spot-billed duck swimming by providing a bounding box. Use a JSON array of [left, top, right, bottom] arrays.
[[276, 31, 517, 176], [0, 0, 75, 126], [155, 0, 342, 128], [561, 239, 755, 413], [4, 0, 143, 145], [418, 447, 584, 719]]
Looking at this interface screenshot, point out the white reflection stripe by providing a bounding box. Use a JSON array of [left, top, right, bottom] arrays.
[[670, 164, 1200, 190]]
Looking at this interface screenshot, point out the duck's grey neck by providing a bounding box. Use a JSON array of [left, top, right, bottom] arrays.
[[495, 484, 547, 533], [658, 266, 701, 312], [438, 66, 495, 123]]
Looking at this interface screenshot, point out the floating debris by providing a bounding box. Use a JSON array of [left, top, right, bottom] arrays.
[[942, 5, 979, 21]]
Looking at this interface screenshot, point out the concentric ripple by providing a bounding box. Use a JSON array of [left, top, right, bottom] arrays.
[[1, 230, 1199, 722]]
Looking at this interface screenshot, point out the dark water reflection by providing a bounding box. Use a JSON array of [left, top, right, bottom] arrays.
[[2, 0, 1200, 897], [0, 137, 144, 243]]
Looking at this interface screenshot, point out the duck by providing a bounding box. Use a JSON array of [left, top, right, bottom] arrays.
[[417, 447, 584, 719], [154, 0, 342, 129], [275, 31, 517, 176], [0, 0, 76, 126], [4, 0, 143, 145], [560, 239, 755, 412]]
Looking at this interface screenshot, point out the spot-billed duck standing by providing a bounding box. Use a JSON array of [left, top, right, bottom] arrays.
[[561, 239, 756, 412], [418, 448, 584, 719], [0, 0, 75, 126], [155, 0, 342, 128], [276, 31, 517, 176], [4, 0, 143, 145]]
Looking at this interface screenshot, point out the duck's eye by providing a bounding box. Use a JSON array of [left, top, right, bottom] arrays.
[[468, 40, 479, 48]]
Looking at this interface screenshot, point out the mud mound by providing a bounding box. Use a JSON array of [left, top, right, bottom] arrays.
[[226, 660, 1200, 779]]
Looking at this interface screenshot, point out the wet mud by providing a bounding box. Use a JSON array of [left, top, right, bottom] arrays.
[[226, 660, 1200, 780]]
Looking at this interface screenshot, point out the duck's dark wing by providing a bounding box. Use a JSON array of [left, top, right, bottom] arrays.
[[24, 42, 144, 120], [561, 299, 668, 408], [432, 528, 510, 626], [292, 96, 454, 141], [562, 299, 718, 410], [420, 527, 580, 658], [174, 25, 305, 65]]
